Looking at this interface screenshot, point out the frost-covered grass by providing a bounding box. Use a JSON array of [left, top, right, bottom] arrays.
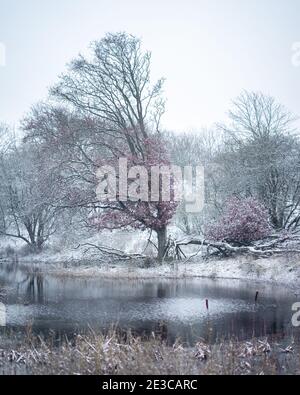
[[0, 330, 299, 375]]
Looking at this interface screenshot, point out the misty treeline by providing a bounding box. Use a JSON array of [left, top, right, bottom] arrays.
[[1, 32, 300, 260]]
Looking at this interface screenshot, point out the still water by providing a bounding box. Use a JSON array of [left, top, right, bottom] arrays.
[[0, 261, 299, 344]]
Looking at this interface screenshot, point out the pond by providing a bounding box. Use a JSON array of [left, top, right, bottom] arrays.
[[0, 261, 299, 345]]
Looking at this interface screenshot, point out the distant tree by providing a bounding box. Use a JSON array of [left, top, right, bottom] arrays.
[[206, 197, 271, 245], [0, 137, 62, 253], [218, 91, 300, 230], [167, 129, 223, 235]]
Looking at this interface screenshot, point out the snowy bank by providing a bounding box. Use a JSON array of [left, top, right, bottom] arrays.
[[42, 254, 300, 289], [2, 229, 300, 288]]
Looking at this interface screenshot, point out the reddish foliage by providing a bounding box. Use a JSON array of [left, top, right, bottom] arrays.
[[206, 197, 271, 244], [92, 135, 178, 232]]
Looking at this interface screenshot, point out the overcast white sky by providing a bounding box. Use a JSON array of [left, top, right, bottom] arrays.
[[0, 0, 300, 132]]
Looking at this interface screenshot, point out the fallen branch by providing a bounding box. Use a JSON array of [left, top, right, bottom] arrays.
[[174, 236, 300, 259], [76, 243, 147, 261]]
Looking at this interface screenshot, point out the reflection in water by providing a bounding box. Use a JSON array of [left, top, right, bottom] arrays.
[[0, 261, 299, 345], [157, 284, 167, 298], [17, 271, 45, 304]]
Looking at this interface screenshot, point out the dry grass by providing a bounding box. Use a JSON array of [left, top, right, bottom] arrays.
[[0, 329, 300, 375]]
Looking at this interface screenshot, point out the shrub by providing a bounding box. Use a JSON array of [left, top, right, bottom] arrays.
[[207, 197, 271, 244]]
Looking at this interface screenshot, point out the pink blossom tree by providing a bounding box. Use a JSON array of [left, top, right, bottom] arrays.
[[207, 197, 271, 245]]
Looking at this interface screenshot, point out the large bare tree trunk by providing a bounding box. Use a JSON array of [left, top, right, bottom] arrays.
[[156, 227, 167, 263]]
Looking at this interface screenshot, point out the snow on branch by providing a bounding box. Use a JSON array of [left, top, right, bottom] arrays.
[[174, 234, 300, 259], [76, 243, 147, 261]]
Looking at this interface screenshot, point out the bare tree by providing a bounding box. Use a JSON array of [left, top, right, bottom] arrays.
[[219, 91, 300, 230], [51, 32, 165, 155], [221, 91, 295, 141], [167, 129, 223, 235], [0, 138, 61, 252]]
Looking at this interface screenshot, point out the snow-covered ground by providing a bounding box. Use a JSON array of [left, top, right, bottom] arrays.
[[1, 229, 300, 288], [42, 254, 300, 289], [0, 227, 184, 265]]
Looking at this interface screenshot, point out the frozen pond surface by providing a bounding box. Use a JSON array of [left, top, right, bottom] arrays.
[[0, 261, 299, 344]]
